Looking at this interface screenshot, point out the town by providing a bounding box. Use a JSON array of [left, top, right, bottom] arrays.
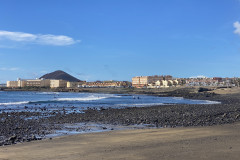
[[3, 70, 240, 89]]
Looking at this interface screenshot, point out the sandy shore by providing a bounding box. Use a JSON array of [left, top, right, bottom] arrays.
[[1, 122, 240, 160]]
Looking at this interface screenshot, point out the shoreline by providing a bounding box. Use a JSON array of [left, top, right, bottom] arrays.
[[1, 122, 240, 160], [0, 86, 215, 96]]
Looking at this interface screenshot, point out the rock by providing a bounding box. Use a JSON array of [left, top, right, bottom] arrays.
[[8, 135, 17, 144]]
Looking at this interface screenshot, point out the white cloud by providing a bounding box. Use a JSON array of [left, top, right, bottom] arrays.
[[0, 31, 36, 41], [0, 67, 19, 71], [37, 34, 79, 46], [0, 30, 80, 46], [233, 21, 240, 36]]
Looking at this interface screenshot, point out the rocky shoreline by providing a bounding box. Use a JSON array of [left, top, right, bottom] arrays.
[[1, 88, 240, 146]]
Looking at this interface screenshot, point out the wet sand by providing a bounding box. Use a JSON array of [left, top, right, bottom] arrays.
[[1, 122, 240, 160]]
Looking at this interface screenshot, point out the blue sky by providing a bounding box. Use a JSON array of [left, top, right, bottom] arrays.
[[1, 0, 240, 83]]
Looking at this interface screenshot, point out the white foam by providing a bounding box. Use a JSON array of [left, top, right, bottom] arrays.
[[202, 100, 221, 104], [56, 94, 120, 102], [186, 99, 221, 104], [0, 101, 29, 105], [172, 97, 184, 100], [56, 96, 107, 101], [117, 103, 164, 107], [37, 92, 60, 95]]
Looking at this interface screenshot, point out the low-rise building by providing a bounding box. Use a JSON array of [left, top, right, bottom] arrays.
[[26, 79, 50, 87], [50, 80, 67, 88], [80, 81, 131, 88], [7, 81, 19, 88], [184, 77, 238, 87], [7, 78, 27, 88], [67, 81, 86, 88], [148, 79, 179, 88], [7, 78, 50, 88], [18, 79, 27, 87]]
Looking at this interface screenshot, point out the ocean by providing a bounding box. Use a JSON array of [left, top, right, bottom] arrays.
[[0, 91, 220, 113]]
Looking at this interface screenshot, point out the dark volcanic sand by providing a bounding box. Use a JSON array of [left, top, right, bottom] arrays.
[[1, 89, 240, 146]]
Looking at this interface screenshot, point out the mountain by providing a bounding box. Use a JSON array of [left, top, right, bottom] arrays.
[[40, 70, 81, 82]]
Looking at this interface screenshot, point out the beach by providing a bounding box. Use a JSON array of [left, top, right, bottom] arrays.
[[1, 122, 240, 160], [1, 87, 240, 159]]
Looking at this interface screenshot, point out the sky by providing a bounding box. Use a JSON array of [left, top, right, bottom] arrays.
[[1, 0, 240, 83]]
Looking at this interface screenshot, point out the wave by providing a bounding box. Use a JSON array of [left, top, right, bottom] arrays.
[[37, 92, 60, 95], [0, 94, 121, 106], [186, 99, 221, 104], [56, 95, 111, 101], [201, 100, 221, 104], [56, 94, 121, 102], [172, 97, 184, 100], [0, 101, 29, 105], [117, 103, 164, 107]]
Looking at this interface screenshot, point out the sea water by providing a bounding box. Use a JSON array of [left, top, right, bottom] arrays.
[[0, 91, 220, 113], [0, 91, 221, 137]]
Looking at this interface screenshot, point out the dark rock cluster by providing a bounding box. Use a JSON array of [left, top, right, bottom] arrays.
[[0, 111, 55, 146]]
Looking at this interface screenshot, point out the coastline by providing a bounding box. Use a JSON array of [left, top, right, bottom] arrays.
[[0, 86, 210, 95], [1, 87, 240, 146]]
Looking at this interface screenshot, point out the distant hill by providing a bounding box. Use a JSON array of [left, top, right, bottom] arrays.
[[40, 70, 81, 82]]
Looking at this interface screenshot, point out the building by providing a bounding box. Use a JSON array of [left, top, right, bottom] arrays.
[[67, 81, 86, 88], [161, 80, 169, 88], [148, 79, 179, 88], [213, 77, 223, 81], [7, 78, 50, 88], [80, 81, 131, 88], [132, 76, 148, 88], [26, 79, 50, 87], [184, 77, 238, 87], [50, 80, 67, 88], [18, 79, 27, 87], [132, 75, 173, 88], [7, 81, 19, 88], [7, 78, 27, 88]]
